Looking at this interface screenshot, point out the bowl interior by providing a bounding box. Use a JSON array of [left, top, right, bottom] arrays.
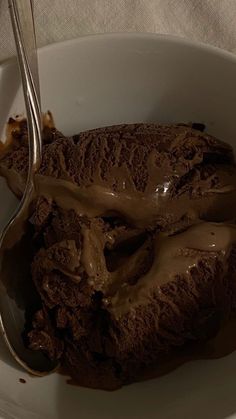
[[0, 34, 236, 419]]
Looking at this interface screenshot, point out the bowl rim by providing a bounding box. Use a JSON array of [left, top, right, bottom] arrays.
[[38, 32, 236, 63], [2, 32, 236, 71]]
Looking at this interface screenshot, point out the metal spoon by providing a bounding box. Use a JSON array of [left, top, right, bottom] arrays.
[[0, 0, 58, 375]]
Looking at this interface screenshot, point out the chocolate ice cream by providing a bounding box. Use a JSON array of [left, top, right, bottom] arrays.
[[1, 117, 236, 389]]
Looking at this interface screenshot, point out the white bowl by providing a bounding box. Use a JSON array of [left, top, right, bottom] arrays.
[[1, 33, 236, 419]]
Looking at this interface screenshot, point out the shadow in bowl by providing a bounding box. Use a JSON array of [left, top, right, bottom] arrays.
[[0, 59, 20, 138]]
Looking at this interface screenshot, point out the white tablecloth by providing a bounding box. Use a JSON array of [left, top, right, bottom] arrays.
[[0, 0, 236, 62]]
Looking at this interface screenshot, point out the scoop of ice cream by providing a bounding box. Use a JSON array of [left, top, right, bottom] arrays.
[[1, 121, 236, 231], [28, 202, 236, 389]]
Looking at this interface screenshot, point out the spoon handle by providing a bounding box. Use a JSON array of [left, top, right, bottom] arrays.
[[8, 0, 42, 179]]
